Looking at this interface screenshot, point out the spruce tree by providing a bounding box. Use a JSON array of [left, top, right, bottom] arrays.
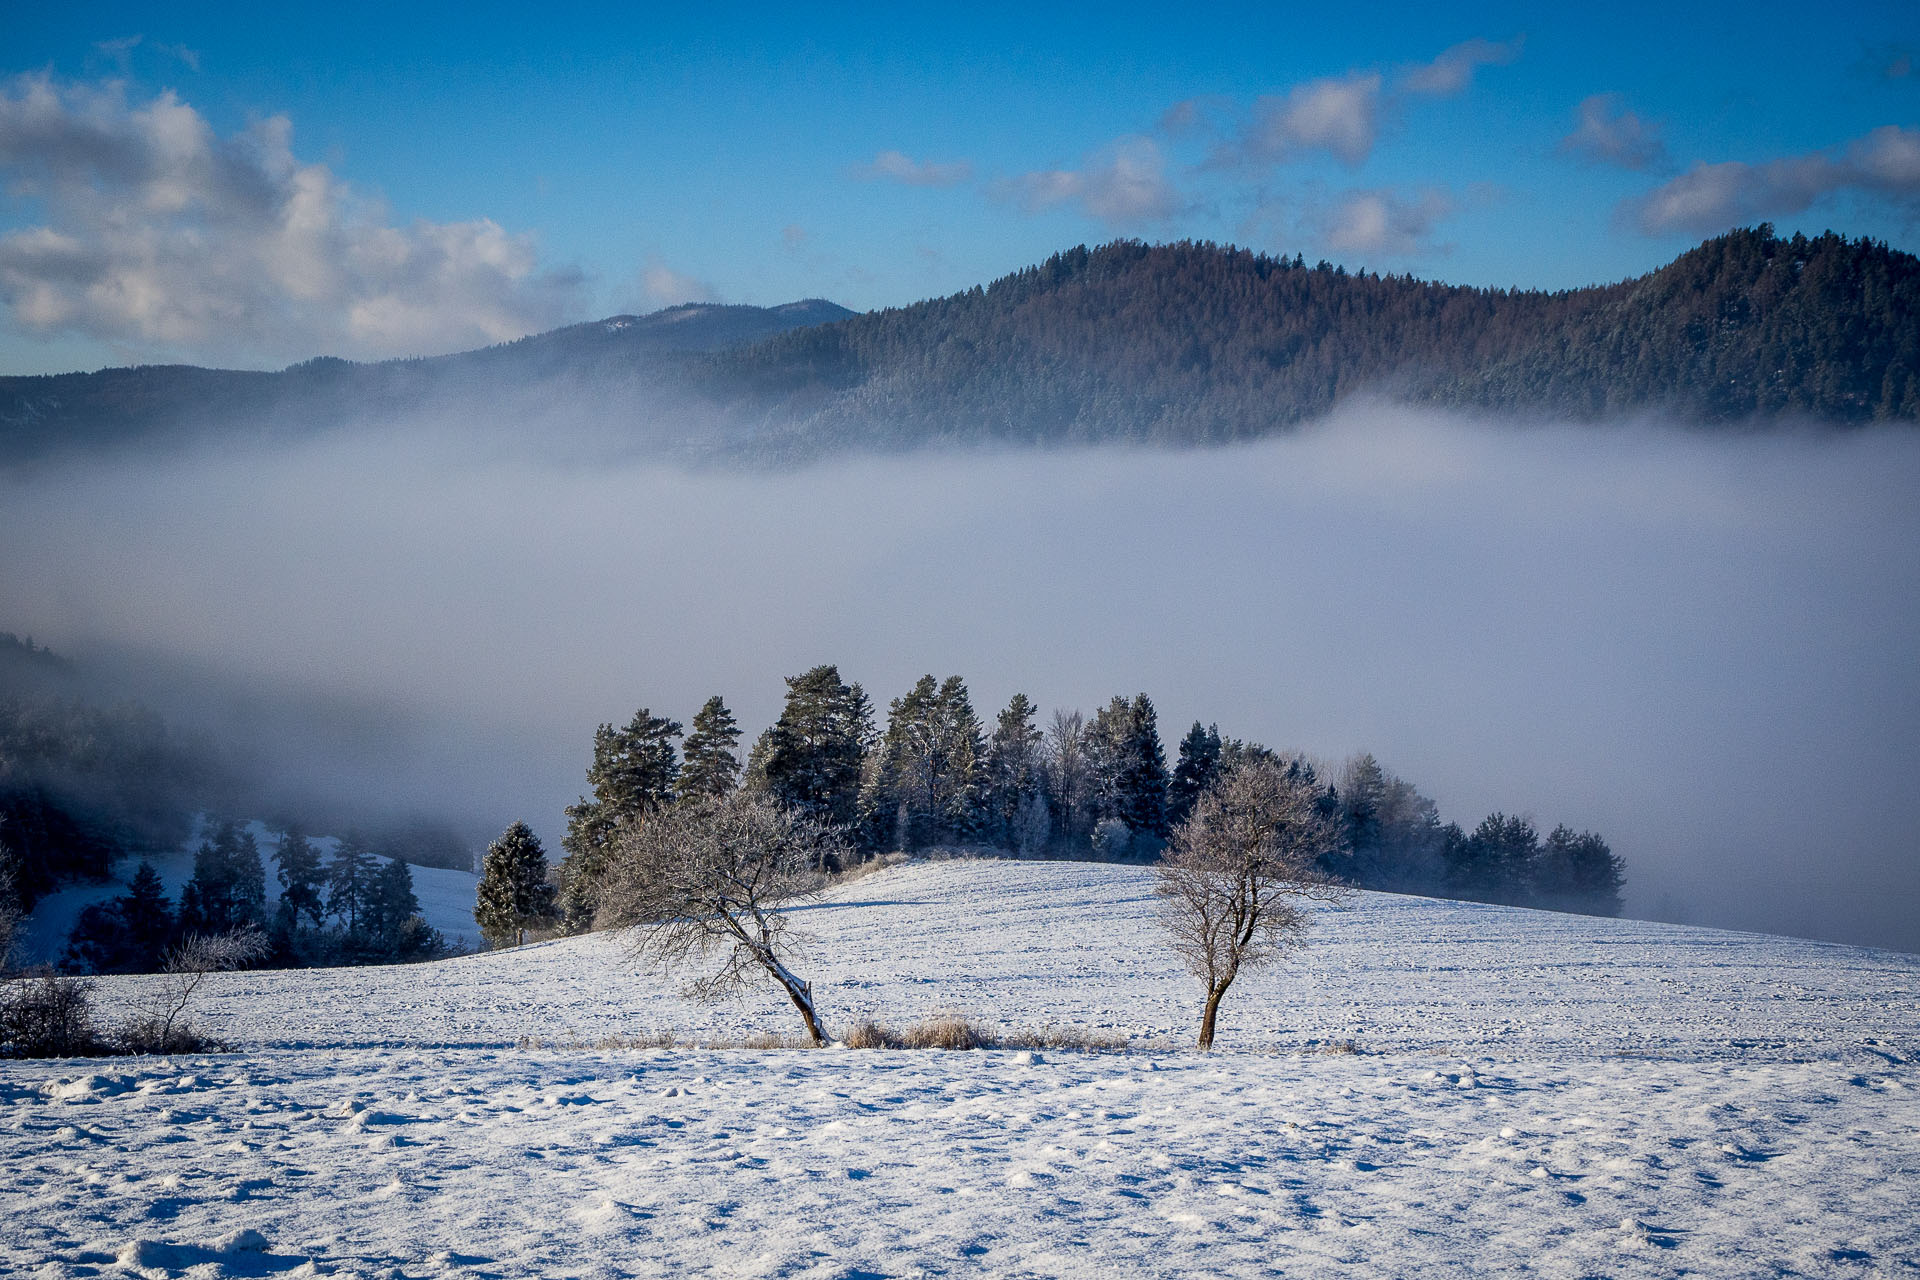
[[177, 819, 266, 934], [272, 827, 327, 930], [761, 665, 869, 846], [327, 831, 379, 932], [982, 693, 1044, 848], [559, 708, 682, 929], [475, 820, 558, 947], [120, 861, 174, 965], [1168, 722, 1223, 829], [678, 696, 743, 802]]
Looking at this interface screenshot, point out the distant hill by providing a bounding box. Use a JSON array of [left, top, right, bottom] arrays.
[[0, 299, 853, 463], [1, 228, 1913, 465], [696, 227, 1920, 459]]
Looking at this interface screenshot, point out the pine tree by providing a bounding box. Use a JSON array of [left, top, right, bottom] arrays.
[[1085, 694, 1170, 848], [1168, 722, 1223, 829], [475, 820, 558, 947], [559, 708, 682, 929], [120, 861, 174, 965], [326, 831, 379, 932], [982, 693, 1044, 847], [272, 827, 327, 930], [61, 860, 174, 973], [760, 665, 869, 848], [677, 697, 743, 802], [1536, 825, 1625, 916], [177, 819, 266, 934]]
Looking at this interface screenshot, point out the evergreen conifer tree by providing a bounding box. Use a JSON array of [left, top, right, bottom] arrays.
[[1168, 722, 1223, 829], [475, 820, 558, 947], [177, 819, 266, 934], [559, 708, 682, 929], [982, 693, 1044, 847], [677, 697, 743, 802], [272, 827, 327, 930], [761, 665, 869, 849], [326, 831, 379, 932]]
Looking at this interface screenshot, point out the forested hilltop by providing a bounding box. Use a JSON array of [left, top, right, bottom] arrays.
[[705, 227, 1918, 457], [1, 227, 1912, 465]]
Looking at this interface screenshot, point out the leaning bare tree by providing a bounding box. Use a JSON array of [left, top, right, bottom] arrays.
[[596, 790, 847, 1045], [128, 927, 271, 1053], [1154, 758, 1348, 1049]]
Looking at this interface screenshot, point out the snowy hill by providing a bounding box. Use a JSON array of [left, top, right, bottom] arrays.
[[5, 859, 1917, 1278]]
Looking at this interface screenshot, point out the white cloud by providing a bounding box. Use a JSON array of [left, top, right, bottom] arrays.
[[856, 149, 973, 187], [1560, 94, 1665, 170], [1245, 73, 1384, 167], [0, 73, 585, 365], [1400, 37, 1523, 98], [1317, 188, 1456, 256], [1632, 125, 1920, 234], [996, 136, 1183, 225], [637, 261, 717, 309]]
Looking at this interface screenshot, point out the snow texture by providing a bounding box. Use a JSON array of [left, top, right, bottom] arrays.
[[4, 859, 1916, 1277]]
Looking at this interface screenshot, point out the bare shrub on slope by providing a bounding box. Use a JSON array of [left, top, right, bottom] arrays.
[[1155, 758, 1348, 1049], [596, 791, 844, 1046]]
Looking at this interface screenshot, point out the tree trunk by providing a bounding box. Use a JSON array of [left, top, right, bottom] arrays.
[[777, 972, 827, 1045], [1198, 978, 1231, 1049]]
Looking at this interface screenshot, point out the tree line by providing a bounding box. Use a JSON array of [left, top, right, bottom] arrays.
[[61, 819, 445, 974], [476, 664, 1624, 948]]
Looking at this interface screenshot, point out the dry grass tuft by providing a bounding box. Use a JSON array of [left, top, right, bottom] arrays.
[[842, 1020, 900, 1049], [596, 1031, 676, 1050], [900, 1014, 987, 1050], [1001, 1024, 1131, 1052]]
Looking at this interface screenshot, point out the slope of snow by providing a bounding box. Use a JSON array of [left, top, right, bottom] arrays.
[[5, 859, 1917, 1278]]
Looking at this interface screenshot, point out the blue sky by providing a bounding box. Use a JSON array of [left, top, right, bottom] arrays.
[[3, 1, 1917, 373]]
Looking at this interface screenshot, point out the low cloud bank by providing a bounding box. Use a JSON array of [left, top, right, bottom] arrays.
[[2, 403, 1915, 950]]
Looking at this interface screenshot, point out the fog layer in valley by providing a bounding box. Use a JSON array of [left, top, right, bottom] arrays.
[[2, 404, 1915, 952]]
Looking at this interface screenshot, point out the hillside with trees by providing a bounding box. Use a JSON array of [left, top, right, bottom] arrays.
[[536, 666, 1626, 952], [0, 228, 1911, 466]]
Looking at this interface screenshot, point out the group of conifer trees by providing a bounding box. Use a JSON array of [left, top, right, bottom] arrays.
[[61, 819, 444, 974], [481, 664, 1625, 947]]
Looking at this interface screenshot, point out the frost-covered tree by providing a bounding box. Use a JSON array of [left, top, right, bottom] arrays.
[[1042, 709, 1090, 847], [1084, 694, 1170, 852], [758, 665, 870, 849], [678, 696, 743, 802], [559, 708, 683, 929], [475, 821, 558, 947], [981, 693, 1045, 848], [864, 674, 987, 850], [1154, 758, 1347, 1049], [597, 790, 846, 1045]]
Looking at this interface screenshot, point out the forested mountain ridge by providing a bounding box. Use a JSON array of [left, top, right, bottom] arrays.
[[0, 228, 1911, 465], [697, 227, 1919, 458]]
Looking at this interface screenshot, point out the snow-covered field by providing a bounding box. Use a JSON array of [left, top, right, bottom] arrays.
[[6, 860, 1918, 1278]]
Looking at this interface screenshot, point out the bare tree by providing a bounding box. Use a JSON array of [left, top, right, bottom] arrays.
[[596, 790, 845, 1045], [1154, 758, 1347, 1049], [128, 928, 270, 1053]]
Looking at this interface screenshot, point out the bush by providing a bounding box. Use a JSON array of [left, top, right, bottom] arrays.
[[900, 1014, 986, 1050], [0, 972, 110, 1058]]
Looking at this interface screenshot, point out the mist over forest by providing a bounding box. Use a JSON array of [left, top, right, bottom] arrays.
[[3, 400, 1914, 952]]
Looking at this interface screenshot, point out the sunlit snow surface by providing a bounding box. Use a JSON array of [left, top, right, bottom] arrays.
[[7, 860, 1917, 1277]]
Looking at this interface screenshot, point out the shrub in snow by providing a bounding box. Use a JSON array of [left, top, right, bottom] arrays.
[[0, 971, 108, 1058]]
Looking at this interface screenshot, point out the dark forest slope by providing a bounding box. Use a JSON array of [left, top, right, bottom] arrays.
[[698, 228, 1919, 458]]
